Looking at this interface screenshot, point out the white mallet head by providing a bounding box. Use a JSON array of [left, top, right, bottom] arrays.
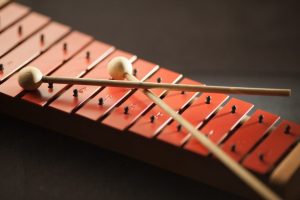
[[107, 56, 133, 80], [18, 66, 43, 91]]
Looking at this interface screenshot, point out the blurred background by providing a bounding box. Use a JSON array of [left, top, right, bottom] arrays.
[[1, 0, 300, 199]]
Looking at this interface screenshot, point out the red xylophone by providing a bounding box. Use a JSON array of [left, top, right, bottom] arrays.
[[0, 2, 299, 199]]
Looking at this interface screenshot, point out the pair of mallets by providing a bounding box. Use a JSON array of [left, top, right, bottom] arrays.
[[18, 57, 287, 200]]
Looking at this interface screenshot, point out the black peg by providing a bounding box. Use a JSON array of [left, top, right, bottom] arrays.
[[156, 77, 162, 83], [0, 63, 3, 71], [48, 83, 53, 89], [124, 106, 129, 114], [231, 105, 237, 114], [133, 68, 137, 76], [206, 96, 211, 104], [284, 125, 291, 134], [259, 153, 264, 162], [258, 115, 264, 123], [177, 124, 182, 132], [150, 115, 155, 123], [98, 97, 104, 105], [40, 34, 45, 43], [73, 89, 78, 97], [230, 144, 236, 152], [86, 51, 90, 59], [63, 42, 67, 51], [18, 25, 22, 35]]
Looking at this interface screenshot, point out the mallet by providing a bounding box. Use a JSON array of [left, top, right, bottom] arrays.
[[18, 57, 291, 97]]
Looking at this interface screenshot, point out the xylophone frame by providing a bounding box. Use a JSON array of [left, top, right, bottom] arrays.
[[1, 94, 299, 200]]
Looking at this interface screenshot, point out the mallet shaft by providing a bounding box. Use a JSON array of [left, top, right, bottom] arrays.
[[42, 76, 291, 96]]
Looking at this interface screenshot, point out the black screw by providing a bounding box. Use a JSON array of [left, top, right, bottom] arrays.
[[73, 89, 78, 97], [0, 63, 3, 71], [156, 77, 162, 83], [133, 68, 137, 76], [124, 106, 129, 114], [181, 91, 185, 94], [258, 115, 264, 123], [231, 105, 237, 114], [150, 115, 155, 123], [18, 25, 22, 35], [231, 144, 236, 152], [98, 97, 104, 105], [206, 96, 211, 104], [63, 42, 67, 51], [40, 34, 45, 43], [259, 153, 264, 162], [86, 51, 90, 59], [48, 83, 53, 89], [177, 124, 182, 132], [284, 125, 291, 134]]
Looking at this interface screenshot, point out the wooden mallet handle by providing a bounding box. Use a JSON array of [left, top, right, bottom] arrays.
[[18, 66, 291, 97], [42, 76, 290, 96]]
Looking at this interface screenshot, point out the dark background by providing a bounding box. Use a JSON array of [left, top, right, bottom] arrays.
[[1, 0, 300, 199]]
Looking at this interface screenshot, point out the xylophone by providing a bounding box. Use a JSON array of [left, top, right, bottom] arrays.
[[0, 2, 299, 199]]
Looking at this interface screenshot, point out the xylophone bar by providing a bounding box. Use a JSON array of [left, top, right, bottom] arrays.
[[221, 110, 280, 162], [0, 12, 50, 57], [129, 78, 200, 138], [21, 41, 112, 106], [103, 68, 182, 130], [0, 22, 70, 82], [49, 50, 135, 114], [74, 58, 158, 121], [0, 2, 30, 32], [243, 121, 300, 174], [184, 98, 253, 155], [0, 31, 93, 97], [157, 93, 228, 146]]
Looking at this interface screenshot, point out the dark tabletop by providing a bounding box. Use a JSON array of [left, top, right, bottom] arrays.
[[1, 0, 300, 199]]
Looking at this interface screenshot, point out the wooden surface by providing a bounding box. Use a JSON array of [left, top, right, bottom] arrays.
[[1, 0, 300, 200]]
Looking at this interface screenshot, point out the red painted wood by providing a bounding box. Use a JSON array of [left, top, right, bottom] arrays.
[[0, 2, 30, 32], [102, 68, 182, 130], [221, 110, 279, 162], [129, 79, 199, 138], [157, 93, 228, 146], [0, 12, 50, 57], [21, 41, 113, 106], [0, 22, 70, 83], [0, 31, 92, 97], [75, 59, 158, 120], [243, 120, 300, 174], [49, 50, 136, 113], [184, 98, 253, 156]]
